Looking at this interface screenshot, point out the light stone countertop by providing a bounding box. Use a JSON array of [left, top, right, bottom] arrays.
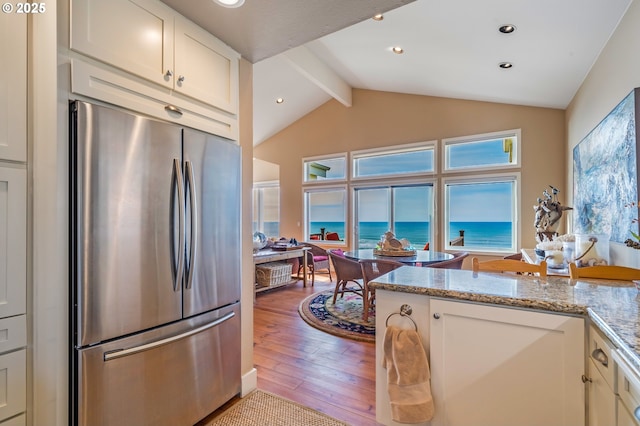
[[369, 266, 640, 372]]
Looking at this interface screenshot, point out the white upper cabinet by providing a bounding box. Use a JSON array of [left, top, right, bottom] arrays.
[[70, 0, 174, 89], [70, 0, 239, 114], [0, 13, 27, 162], [174, 15, 238, 115]]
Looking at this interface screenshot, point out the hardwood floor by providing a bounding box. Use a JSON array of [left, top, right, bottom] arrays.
[[253, 275, 379, 425]]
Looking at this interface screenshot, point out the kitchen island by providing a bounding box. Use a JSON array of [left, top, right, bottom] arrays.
[[369, 266, 640, 426]]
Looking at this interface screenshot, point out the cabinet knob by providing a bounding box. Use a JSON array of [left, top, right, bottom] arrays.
[[433, 313, 440, 320], [178, 75, 185, 84], [581, 375, 592, 384], [634, 406, 640, 421], [165, 70, 173, 78]]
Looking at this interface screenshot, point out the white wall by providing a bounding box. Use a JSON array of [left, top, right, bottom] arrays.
[[566, 0, 640, 266]]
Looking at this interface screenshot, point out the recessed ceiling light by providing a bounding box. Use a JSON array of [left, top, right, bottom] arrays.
[[499, 24, 516, 34], [276, 98, 284, 104], [499, 62, 513, 69], [373, 14, 384, 21], [392, 46, 404, 54], [212, 0, 245, 8]]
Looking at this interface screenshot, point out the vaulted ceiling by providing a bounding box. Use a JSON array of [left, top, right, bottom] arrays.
[[161, 0, 632, 146]]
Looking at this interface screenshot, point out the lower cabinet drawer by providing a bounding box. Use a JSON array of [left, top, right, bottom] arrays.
[[0, 350, 26, 423], [0, 413, 25, 426], [0, 316, 26, 355]]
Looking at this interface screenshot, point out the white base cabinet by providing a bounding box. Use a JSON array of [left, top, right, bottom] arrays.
[[429, 299, 585, 426], [375, 292, 585, 426]]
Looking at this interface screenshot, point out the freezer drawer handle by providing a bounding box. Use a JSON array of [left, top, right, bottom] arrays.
[[103, 311, 235, 362]]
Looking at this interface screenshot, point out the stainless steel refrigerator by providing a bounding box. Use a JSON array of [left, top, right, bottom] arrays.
[[70, 100, 242, 426]]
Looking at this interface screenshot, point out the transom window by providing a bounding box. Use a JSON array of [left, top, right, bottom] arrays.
[[303, 155, 347, 182], [444, 131, 519, 172], [352, 143, 435, 179]]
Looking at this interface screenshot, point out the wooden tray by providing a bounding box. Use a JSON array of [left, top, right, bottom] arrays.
[[373, 248, 417, 257]]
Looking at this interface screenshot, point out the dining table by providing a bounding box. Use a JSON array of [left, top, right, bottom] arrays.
[[343, 249, 453, 266]]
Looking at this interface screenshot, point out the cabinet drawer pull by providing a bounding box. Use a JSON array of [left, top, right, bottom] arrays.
[[592, 348, 608, 367], [581, 375, 592, 383], [164, 104, 183, 116]]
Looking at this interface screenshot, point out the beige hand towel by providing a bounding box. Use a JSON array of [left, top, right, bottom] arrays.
[[383, 325, 434, 424]]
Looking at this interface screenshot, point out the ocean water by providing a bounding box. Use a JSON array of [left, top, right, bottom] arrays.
[[309, 221, 512, 249]]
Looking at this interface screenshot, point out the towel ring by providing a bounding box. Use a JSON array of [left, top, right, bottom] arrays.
[[385, 304, 418, 331]]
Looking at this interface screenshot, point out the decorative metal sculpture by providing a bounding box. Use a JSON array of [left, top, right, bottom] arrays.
[[534, 185, 572, 242]]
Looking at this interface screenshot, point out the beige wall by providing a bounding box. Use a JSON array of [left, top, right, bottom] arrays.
[[254, 88, 566, 252], [253, 158, 279, 183], [566, 0, 640, 267]]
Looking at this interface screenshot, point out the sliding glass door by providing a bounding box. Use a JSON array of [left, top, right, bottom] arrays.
[[355, 184, 433, 249]]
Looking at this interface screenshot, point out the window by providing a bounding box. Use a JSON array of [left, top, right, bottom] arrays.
[[303, 155, 347, 182], [304, 188, 347, 242], [444, 176, 518, 252], [444, 131, 519, 172], [352, 143, 435, 179], [355, 184, 433, 249], [252, 184, 280, 238], [442, 130, 520, 253]]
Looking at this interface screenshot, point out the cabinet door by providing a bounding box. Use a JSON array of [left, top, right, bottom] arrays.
[[174, 16, 239, 114], [0, 167, 26, 318], [0, 349, 26, 422], [70, 0, 174, 89], [588, 359, 616, 426], [430, 299, 584, 426], [0, 13, 26, 162]]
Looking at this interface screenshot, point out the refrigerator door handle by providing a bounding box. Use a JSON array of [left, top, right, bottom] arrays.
[[173, 158, 185, 292], [185, 160, 197, 290], [103, 311, 235, 361]]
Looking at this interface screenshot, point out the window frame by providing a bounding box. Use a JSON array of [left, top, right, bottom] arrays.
[[442, 172, 521, 254], [302, 184, 348, 246], [442, 129, 521, 174], [350, 140, 437, 182], [302, 153, 348, 184]]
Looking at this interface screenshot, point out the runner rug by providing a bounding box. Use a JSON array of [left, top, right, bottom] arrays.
[[203, 390, 349, 426], [298, 290, 375, 343]]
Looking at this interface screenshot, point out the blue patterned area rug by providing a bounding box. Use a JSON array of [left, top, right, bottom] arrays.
[[298, 290, 375, 343]]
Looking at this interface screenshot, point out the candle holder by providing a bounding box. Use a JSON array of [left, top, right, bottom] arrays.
[[574, 234, 609, 267]]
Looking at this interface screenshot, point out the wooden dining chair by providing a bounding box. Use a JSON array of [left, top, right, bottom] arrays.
[[428, 252, 469, 269], [472, 257, 547, 278], [359, 259, 405, 321], [568, 263, 640, 280]]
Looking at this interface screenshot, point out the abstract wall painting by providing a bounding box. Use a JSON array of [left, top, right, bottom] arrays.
[[573, 88, 640, 243]]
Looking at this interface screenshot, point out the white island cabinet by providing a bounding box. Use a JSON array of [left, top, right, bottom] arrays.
[[375, 291, 585, 426], [430, 298, 584, 426]]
